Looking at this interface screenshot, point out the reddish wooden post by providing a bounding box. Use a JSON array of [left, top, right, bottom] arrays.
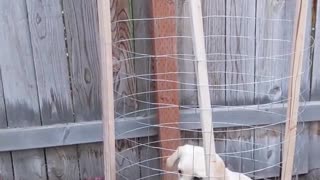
[[150, 0, 181, 179]]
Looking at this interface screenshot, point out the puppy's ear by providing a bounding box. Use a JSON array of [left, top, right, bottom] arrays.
[[213, 154, 226, 175], [166, 146, 183, 168]]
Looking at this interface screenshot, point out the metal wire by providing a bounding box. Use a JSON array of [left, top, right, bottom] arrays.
[[112, 3, 314, 179]]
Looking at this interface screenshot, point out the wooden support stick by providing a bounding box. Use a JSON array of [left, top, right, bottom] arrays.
[[150, 1, 181, 180], [189, 0, 217, 179], [281, 0, 308, 179], [97, 0, 116, 179]]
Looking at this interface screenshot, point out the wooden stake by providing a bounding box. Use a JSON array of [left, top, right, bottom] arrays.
[[97, 0, 116, 179], [150, 1, 181, 180], [281, 0, 308, 179], [189, 0, 217, 179]]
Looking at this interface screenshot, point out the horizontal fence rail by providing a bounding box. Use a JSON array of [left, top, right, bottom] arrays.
[[0, 101, 319, 152]]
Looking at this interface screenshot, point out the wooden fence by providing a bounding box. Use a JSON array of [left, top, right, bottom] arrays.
[[0, 0, 320, 179]]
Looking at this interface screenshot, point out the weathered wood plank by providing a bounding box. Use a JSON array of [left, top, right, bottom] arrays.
[[240, 128, 254, 177], [254, 0, 301, 178], [201, 2, 229, 174], [226, 0, 255, 106], [26, 0, 79, 179], [132, 1, 160, 178], [311, 0, 320, 101], [254, 126, 281, 179], [138, 137, 161, 180], [310, 0, 320, 172], [281, 0, 309, 177], [111, 0, 142, 178], [0, 0, 46, 179], [292, 124, 309, 175], [63, 0, 103, 179], [189, 0, 218, 176], [46, 146, 80, 180], [0, 69, 13, 179], [1, 102, 320, 153], [176, 0, 227, 107], [0, 152, 13, 180], [176, 0, 197, 107], [132, 0, 153, 114], [203, 0, 226, 106], [309, 121, 320, 170], [225, 127, 242, 172], [78, 143, 104, 179], [225, 0, 255, 175], [112, 0, 137, 116], [116, 139, 140, 180]]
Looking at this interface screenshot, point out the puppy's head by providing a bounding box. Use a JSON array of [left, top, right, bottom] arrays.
[[167, 145, 226, 180]]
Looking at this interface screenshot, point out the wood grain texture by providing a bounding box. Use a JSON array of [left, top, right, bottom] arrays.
[[255, 0, 296, 178], [225, 0, 255, 106], [0, 70, 13, 180], [63, 0, 104, 179], [111, 0, 137, 116], [189, 0, 218, 176], [0, 0, 46, 179], [26, 0, 79, 179], [294, 0, 312, 174], [225, 128, 242, 172], [177, 0, 226, 106], [150, 1, 181, 179], [101, 0, 120, 172], [138, 137, 161, 180], [132, 1, 160, 178], [116, 139, 140, 180], [78, 143, 104, 179], [225, 0, 255, 175], [310, 0, 320, 172], [176, 0, 197, 107], [254, 126, 281, 179], [46, 146, 80, 180], [132, 0, 153, 114], [111, 0, 142, 178], [292, 124, 309, 175], [255, 0, 295, 104], [203, 0, 226, 106], [281, 0, 309, 178], [201, 1, 229, 175]]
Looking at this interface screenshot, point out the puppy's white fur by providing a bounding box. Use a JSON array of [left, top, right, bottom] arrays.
[[166, 144, 251, 180]]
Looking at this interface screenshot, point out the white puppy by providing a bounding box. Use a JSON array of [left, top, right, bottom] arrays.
[[166, 144, 252, 180]]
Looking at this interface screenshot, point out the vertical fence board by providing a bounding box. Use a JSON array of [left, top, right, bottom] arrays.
[[225, 0, 255, 105], [0, 0, 46, 179], [132, 0, 160, 179], [63, 0, 103, 178], [292, 0, 312, 175], [203, 0, 226, 106], [112, 0, 137, 115], [254, 0, 287, 177], [111, 0, 141, 178], [254, 126, 281, 179], [116, 140, 140, 180], [255, 0, 298, 178], [0, 69, 13, 179], [133, 0, 153, 113], [225, 0, 255, 174], [310, 0, 320, 171], [26, 0, 79, 179], [202, 1, 228, 169], [176, 0, 197, 107]]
